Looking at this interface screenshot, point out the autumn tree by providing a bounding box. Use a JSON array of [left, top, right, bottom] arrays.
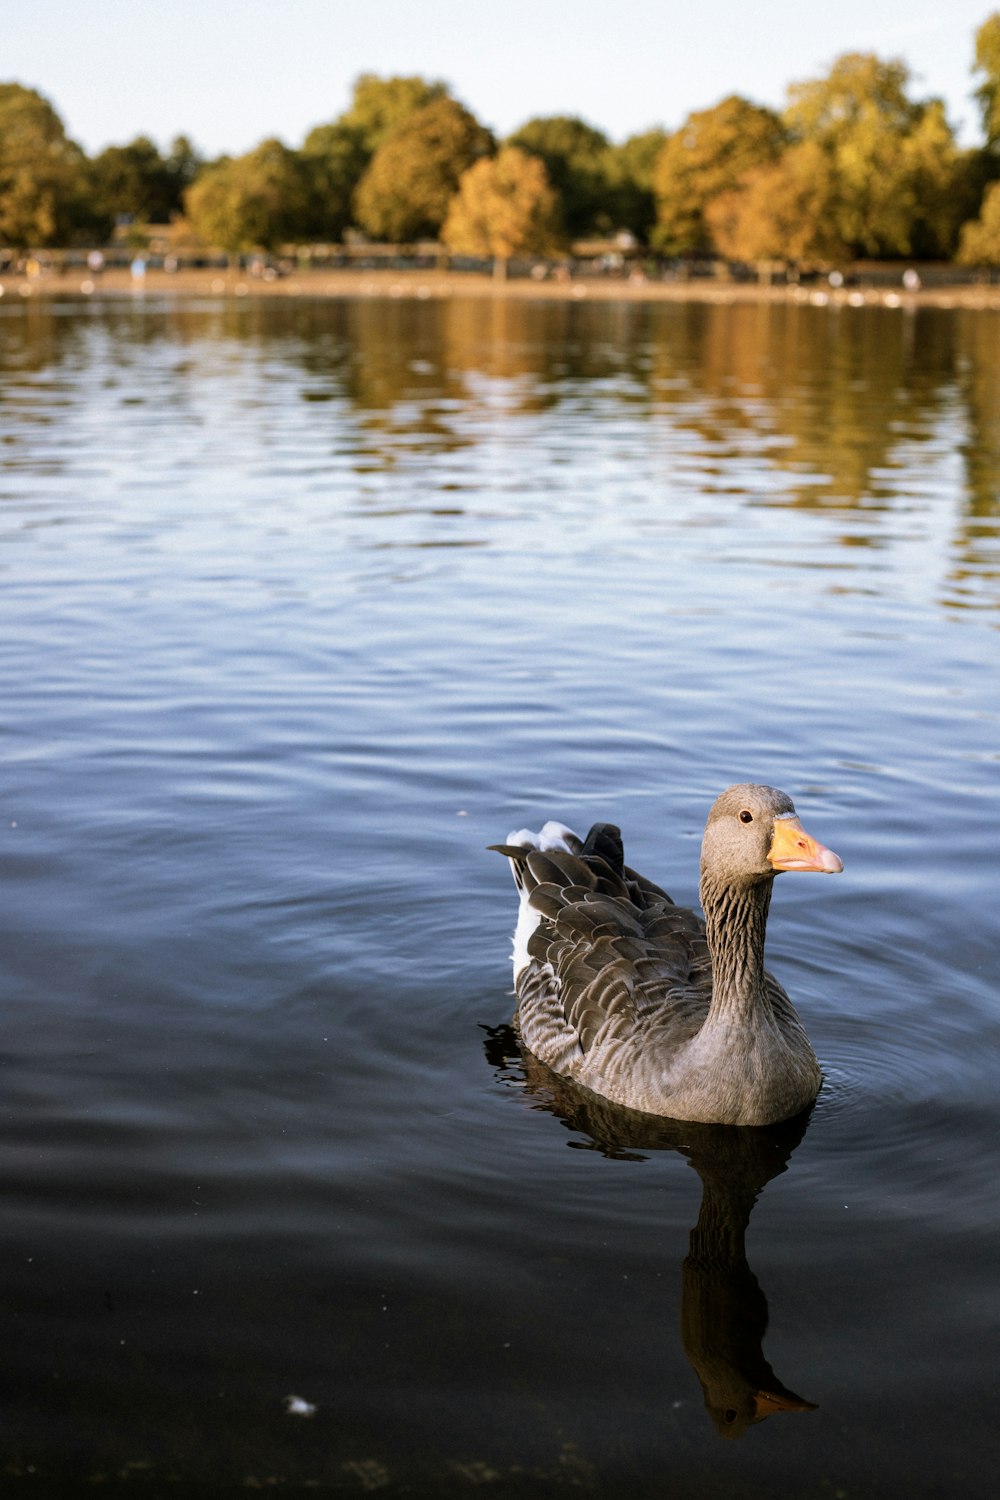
[[705, 140, 847, 268], [782, 52, 966, 258], [957, 14, 1000, 265], [354, 97, 493, 242], [184, 137, 310, 257], [900, 100, 978, 258], [0, 82, 90, 247], [958, 180, 1000, 264], [298, 74, 451, 243], [442, 145, 562, 275], [338, 73, 449, 157], [652, 96, 786, 256], [506, 115, 617, 239], [973, 12, 1000, 147]]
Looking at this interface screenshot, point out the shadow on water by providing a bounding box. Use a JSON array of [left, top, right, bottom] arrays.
[[483, 1024, 817, 1443]]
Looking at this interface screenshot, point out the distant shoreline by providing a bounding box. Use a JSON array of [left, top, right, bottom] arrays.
[[4, 264, 1000, 310]]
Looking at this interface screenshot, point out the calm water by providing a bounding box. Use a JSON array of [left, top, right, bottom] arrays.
[[0, 293, 998, 1496]]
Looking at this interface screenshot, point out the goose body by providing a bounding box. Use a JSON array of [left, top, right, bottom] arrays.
[[494, 784, 843, 1127]]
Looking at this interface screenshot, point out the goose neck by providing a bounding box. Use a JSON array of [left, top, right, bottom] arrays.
[[699, 874, 774, 1020]]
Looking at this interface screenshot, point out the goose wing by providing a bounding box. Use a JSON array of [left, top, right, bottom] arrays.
[[501, 824, 713, 1074]]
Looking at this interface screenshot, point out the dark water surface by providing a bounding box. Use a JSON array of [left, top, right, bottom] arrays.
[[0, 293, 998, 1495]]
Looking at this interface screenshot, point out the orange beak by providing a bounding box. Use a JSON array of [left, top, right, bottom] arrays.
[[753, 1388, 819, 1419], [768, 816, 843, 873]]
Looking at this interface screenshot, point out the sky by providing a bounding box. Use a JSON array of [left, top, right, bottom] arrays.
[[5, 0, 995, 157]]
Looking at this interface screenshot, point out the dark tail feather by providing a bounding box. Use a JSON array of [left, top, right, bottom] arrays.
[[581, 823, 625, 875], [487, 843, 532, 861]]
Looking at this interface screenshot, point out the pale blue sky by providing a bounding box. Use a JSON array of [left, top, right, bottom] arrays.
[[5, 0, 995, 155]]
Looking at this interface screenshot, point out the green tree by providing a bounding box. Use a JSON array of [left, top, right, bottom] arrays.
[[0, 82, 89, 247], [506, 115, 617, 239], [339, 73, 449, 157], [973, 12, 1000, 147], [164, 135, 204, 198], [958, 179, 1000, 264], [354, 96, 493, 242], [442, 145, 562, 275], [184, 137, 310, 257], [89, 135, 179, 227], [901, 100, 978, 258], [298, 121, 368, 239], [606, 128, 668, 243], [298, 73, 448, 242], [652, 96, 786, 256], [782, 52, 964, 258]]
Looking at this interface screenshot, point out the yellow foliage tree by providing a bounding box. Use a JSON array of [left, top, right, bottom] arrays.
[[442, 146, 563, 276], [958, 180, 1000, 265], [705, 140, 848, 270], [973, 11, 1000, 146], [505, 115, 613, 239], [652, 96, 786, 257], [782, 52, 967, 258], [354, 97, 494, 243]]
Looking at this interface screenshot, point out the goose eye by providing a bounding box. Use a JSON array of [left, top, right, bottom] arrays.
[[739, 810, 753, 824]]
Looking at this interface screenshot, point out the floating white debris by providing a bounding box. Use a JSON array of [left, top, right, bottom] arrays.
[[284, 1394, 317, 1418]]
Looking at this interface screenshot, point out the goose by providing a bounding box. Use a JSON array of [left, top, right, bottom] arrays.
[[492, 784, 843, 1127]]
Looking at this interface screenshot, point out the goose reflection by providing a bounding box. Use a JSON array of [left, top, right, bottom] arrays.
[[483, 1025, 817, 1439]]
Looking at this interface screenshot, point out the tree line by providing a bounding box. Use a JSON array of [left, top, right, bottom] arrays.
[[4, 13, 1000, 270]]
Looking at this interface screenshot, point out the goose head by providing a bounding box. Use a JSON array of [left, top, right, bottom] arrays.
[[700, 784, 843, 893]]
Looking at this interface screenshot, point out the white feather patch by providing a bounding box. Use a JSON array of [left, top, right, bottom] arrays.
[[504, 821, 580, 978]]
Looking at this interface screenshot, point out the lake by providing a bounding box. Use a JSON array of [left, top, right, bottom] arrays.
[[0, 290, 998, 1496]]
